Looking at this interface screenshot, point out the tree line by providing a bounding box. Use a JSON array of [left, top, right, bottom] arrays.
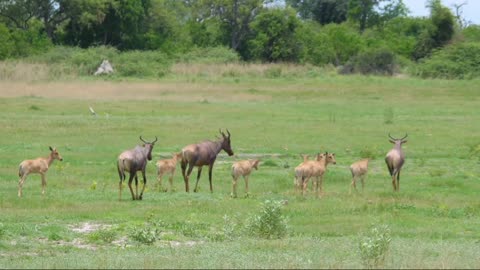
[[0, 0, 479, 78]]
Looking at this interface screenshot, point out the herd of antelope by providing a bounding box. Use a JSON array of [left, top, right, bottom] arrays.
[[16, 129, 407, 200]]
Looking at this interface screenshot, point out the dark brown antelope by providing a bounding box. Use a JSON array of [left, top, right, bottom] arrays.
[[385, 133, 407, 191], [231, 159, 260, 198], [117, 136, 158, 201], [156, 152, 182, 192], [181, 129, 234, 193], [18, 146, 63, 197], [349, 158, 369, 194]]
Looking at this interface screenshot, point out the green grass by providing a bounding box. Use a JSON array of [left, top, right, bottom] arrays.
[[1, 73, 480, 268]]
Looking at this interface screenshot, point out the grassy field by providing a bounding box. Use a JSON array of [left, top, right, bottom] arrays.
[[1, 70, 480, 269]]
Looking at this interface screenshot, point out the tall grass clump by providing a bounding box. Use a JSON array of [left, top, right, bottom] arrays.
[[358, 224, 392, 268], [246, 200, 288, 239]]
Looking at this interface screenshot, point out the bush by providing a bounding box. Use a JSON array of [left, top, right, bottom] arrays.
[[174, 46, 240, 64], [340, 48, 397, 75], [358, 224, 392, 268], [413, 42, 480, 79], [246, 200, 288, 239]]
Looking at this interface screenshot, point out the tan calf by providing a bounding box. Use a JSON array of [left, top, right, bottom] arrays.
[[18, 146, 63, 197], [231, 159, 260, 198], [349, 158, 369, 194], [294, 152, 336, 197], [156, 152, 182, 192]]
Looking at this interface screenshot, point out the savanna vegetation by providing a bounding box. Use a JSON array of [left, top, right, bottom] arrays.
[[1, 0, 480, 269]]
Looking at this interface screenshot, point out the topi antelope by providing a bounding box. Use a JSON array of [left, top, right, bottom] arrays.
[[294, 152, 336, 197], [181, 129, 234, 193], [231, 159, 260, 198], [117, 136, 158, 201], [385, 133, 407, 192], [349, 158, 369, 194], [156, 152, 182, 192], [18, 146, 63, 197]]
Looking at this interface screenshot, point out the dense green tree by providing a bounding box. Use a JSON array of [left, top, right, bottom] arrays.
[[286, 0, 348, 25], [428, 0, 455, 48], [247, 7, 300, 62], [348, 0, 407, 32], [188, 0, 264, 51], [0, 22, 14, 59]]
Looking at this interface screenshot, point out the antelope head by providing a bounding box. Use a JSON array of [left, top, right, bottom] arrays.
[[49, 146, 63, 161], [140, 136, 158, 161], [219, 129, 234, 156]]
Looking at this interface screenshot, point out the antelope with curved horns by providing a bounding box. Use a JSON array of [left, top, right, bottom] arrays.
[[117, 136, 158, 200], [385, 133, 407, 191], [18, 146, 63, 197], [181, 129, 234, 193]]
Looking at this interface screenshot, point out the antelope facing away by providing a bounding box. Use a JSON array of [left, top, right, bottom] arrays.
[[385, 133, 407, 191], [117, 136, 158, 201], [18, 146, 63, 197], [181, 129, 234, 193], [156, 152, 182, 192], [231, 159, 260, 198], [294, 152, 336, 197], [349, 158, 369, 194]]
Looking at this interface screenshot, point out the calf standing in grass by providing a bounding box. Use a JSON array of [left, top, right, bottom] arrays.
[[231, 159, 260, 198], [294, 152, 336, 197], [18, 146, 63, 197], [349, 158, 369, 194], [156, 152, 182, 192]]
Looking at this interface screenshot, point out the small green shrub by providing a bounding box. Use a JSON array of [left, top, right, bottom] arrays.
[[128, 219, 162, 245], [0, 223, 5, 239], [88, 229, 117, 244], [246, 200, 288, 239], [358, 224, 392, 268]]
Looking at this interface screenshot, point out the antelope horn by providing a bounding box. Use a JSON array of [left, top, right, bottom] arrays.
[[401, 133, 408, 140], [152, 136, 158, 144], [139, 136, 147, 143], [388, 133, 396, 140], [219, 128, 226, 137], [226, 129, 231, 138]]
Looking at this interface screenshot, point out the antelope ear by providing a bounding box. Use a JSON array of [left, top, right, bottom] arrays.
[[402, 140, 408, 144], [49, 146, 53, 151], [389, 139, 395, 144]]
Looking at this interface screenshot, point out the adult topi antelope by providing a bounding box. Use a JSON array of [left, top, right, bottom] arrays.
[[18, 146, 63, 197], [385, 133, 407, 191], [181, 129, 234, 193], [349, 158, 369, 194], [156, 152, 182, 192], [117, 136, 158, 201], [231, 159, 260, 198]]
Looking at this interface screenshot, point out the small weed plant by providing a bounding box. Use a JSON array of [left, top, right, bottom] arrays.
[[358, 224, 392, 268], [128, 219, 162, 245], [246, 200, 288, 239]]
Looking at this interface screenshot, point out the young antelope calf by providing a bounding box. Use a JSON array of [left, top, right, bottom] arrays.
[[18, 146, 63, 197], [349, 158, 369, 194], [295, 152, 336, 197], [156, 152, 182, 192], [231, 159, 260, 198]]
